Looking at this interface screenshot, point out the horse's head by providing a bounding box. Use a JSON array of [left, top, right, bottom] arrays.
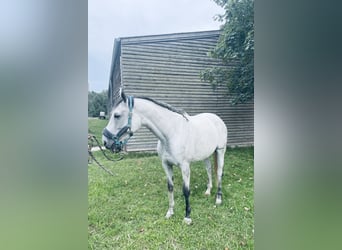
[[102, 91, 141, 152]]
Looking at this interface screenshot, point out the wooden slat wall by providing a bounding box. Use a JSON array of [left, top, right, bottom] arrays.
[[109, 30, 253, 152]]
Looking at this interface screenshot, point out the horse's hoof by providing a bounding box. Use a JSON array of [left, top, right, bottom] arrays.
[[215, 198, 222, 205], [165, 210, 174, 219], [183, 217, 192, 225], [204, 190, 211, 196]]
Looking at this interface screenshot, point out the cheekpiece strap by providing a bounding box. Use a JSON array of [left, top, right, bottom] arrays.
[[128, 96, 134, 110], [127, 96, 134, 128]]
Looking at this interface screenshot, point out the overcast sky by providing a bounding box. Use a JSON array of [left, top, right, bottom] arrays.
[[88, 0, 224, 92]]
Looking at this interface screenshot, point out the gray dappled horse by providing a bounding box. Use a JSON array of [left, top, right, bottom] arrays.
[[102, 91, 227, 224]]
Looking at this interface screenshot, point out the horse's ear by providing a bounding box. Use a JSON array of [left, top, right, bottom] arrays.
[[120, 88, 127, 103]]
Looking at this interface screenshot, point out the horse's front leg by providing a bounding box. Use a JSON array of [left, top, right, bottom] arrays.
[[181, 162, 192, 225], [162, 160, 174, 219]]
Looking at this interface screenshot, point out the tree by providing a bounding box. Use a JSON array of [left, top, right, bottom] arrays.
[[201, 0, 254, 104], [88, 90, 108, 117]]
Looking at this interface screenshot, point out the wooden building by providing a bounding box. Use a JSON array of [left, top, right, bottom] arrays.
[[107, 30, 253, 151]]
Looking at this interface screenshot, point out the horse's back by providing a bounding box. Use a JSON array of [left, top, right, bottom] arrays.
[[191, 113, 227, 140], [185, 113, 227, 160]]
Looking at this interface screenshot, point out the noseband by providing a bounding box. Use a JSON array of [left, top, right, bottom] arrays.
[[102, 96, 134, 152]]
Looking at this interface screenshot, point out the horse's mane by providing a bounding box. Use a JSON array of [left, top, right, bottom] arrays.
[[136, 96, 189, 121], [117, 95, 189, 121]]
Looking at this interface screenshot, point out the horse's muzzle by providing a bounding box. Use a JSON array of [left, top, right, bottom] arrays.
[[102, 128, 132, 153], [103, 138, 122, 153]]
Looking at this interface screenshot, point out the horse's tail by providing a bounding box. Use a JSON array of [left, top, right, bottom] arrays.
[[213, 150, 218, 185]]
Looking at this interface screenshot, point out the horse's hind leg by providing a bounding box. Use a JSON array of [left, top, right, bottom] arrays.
[[215, 148, 226, 205], [162, 160, 174, 219], [204, 158, 212, 196]]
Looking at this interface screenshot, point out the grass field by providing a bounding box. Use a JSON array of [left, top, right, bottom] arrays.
[[88, 119, 254, 249], [88, 118, 108, 141]]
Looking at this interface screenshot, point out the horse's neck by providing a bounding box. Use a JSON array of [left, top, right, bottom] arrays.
[[135, 98, 187, 143]]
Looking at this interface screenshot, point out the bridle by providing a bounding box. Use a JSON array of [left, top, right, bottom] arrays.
[[102, 96, 134, 152]]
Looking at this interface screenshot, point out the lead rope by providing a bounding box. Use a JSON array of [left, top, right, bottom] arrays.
[[88, 134, 124, 176]]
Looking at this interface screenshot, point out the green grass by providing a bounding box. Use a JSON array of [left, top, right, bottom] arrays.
[[88, 118, 254, 249], [88, 148, 254, 249], [88, 118, 108, 140]]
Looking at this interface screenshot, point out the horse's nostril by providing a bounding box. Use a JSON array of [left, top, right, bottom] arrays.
[[103, 141, 107, 147]]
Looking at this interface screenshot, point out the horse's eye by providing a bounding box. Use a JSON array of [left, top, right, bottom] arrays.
[[114, 114, 121, 119]]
